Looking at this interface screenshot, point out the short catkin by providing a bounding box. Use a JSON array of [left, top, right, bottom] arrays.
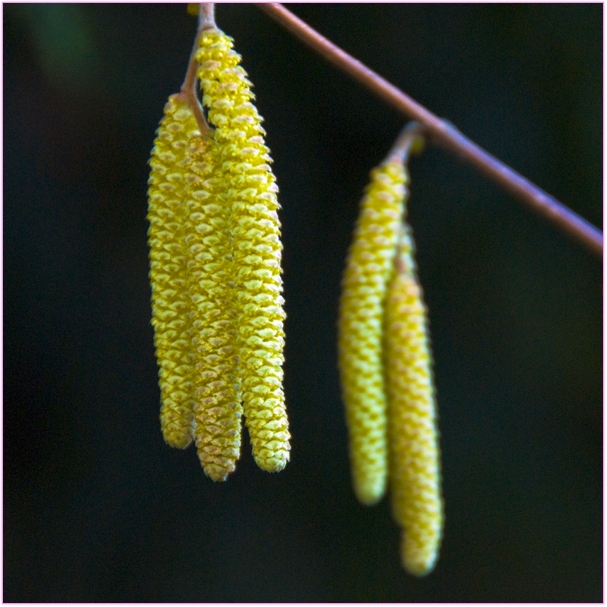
[[196, 27, 290, 472], [148, 93, 201, 449], [338, 157, 408, 505], [182, 133, 243, 481], [385, 225, 442, 576]]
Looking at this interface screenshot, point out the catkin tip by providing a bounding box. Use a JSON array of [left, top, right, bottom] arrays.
[[354, 482, 386, 507], [203, 463, 233, 482], [163, 432, 194, 450], [160, 407, 195, 449], [254, 451, 290, 473], [400, 530, 439, 577]]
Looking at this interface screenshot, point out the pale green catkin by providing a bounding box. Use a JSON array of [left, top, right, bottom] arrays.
[[338, 158, 408, 505], [385, 225, 442, 576]]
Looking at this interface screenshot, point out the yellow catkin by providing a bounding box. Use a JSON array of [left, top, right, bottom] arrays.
[[196, 27, 290, 472], [148, 93, 201, 449], [183, 134, 243, 481], [385, 225, 442, 576], [338, 158, 408, 505]]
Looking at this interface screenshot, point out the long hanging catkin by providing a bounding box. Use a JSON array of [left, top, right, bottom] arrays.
[[148, 93, 201, 449], [338, 157, 407, 505], [385, 225, 442, 576], [182, 133, 243, 481], [196, 27, 290, 472]]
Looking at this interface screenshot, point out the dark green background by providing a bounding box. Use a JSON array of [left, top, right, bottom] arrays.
[[4, 3, 602, 602]]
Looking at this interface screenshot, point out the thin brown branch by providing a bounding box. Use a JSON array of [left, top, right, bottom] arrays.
[[257, 3, 603, 259], [180, 4, 213, 135], [198, 2, 215, 29], [385, 122, 426, 165]]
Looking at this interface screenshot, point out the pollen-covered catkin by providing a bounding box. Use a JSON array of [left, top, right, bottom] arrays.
[[183, 134, 243, 481], [385, 225, 442, 576], [338, 158, 408, 505], [148, 93, 201, 449], [196, 27, 290, 472]]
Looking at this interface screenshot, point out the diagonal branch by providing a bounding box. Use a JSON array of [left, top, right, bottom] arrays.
[[257, 3, 603, 259]]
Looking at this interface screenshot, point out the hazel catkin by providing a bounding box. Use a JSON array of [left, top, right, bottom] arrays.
[[196, 27, 290, 473], [385, 225, 442, 576], [183, 133, 243, 481], [338, 157, 408, 505], [148, 93, 201, 450]]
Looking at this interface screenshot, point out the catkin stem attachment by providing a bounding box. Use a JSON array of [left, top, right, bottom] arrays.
[[198, 3, 216, 29], [338, 156, 409, 505], [385, 122, 426, 164], [385, 225, 442, 576]]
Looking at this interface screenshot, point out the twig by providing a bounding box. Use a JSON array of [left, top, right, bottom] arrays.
[[257, 3, 603, 259], [385, 122, 426, 165], [198, 2, 215, 29], [180, 4, 214, 135]]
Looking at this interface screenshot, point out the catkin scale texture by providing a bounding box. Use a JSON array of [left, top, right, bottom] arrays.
[[338, 159, 407, 505], [196, 28, 290, 472], [385, 227, 442, 576], [183, 134, 243, 481], [148, 94, 201, 449]]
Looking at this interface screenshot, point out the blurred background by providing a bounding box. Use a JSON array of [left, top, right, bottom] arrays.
[[4, 3, 602, 602]]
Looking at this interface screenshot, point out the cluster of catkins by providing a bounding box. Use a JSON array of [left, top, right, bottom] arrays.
[[147, 13, 442, 577], [147, 25, 290, 482], [337, 148, 443, 576]]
